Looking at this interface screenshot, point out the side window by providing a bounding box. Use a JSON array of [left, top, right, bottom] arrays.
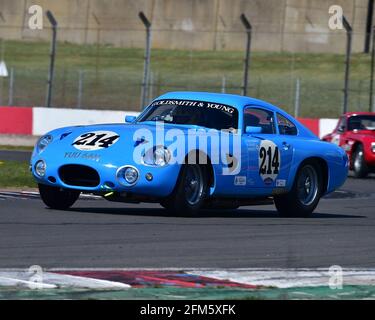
[[243, 108, 276, 134], [277, 113, 297, 135]]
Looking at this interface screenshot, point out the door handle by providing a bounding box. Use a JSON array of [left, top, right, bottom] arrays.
[[282, 142, 291, 150]]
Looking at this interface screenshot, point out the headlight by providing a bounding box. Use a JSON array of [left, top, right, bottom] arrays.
[[372, 142, 375, 153], [35, 160, 46, 177], [142, 146, 171, 167], [36, 135, 53, 154], [116, 166, 139, 186]]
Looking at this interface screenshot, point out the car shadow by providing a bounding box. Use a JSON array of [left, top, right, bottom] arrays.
[[67, 206, 365, 219]]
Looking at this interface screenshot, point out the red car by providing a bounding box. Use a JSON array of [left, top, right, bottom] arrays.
[[322, 112, 375, 178]]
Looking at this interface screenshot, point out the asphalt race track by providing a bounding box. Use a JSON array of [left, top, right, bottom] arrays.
[[0, 150, 31, 162], [0, 173, 375, 269]]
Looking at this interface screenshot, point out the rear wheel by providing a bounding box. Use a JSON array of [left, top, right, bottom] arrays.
[[162, 164, 208, 215], [352, 145, 368, 178], [274, 162, 323, 217], [38, 184, 80, 210]]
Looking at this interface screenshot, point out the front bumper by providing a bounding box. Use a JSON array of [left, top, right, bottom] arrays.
[[30, 156, 180, 198]]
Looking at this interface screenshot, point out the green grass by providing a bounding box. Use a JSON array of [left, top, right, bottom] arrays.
[[1, 40, 373, 117], [0, 161, 36, 188], [0, 145, 34, 151]]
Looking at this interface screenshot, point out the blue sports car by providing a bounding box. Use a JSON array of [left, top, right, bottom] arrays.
[[31, 92, 348, 217]]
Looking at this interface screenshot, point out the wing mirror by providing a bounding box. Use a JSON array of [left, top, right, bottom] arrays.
[[337, 125, 345, 133], [245, 126, 262, 134], [125, 115, 136, 123]]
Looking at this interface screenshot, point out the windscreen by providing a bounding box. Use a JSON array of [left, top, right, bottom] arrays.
[[348, 115, 375, 131], [137, 99, 239, 131]]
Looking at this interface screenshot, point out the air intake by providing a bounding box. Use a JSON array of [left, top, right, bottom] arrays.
[[59, 164, 100, 187]]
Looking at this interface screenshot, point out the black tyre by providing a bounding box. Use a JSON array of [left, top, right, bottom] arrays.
[[352, 145, 369, 178], [38, 183, 80, 210], [162, 164, 208, 215], [274, 162, 323, 217]]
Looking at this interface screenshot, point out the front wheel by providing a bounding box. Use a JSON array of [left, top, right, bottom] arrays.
[[38, 184, 80, 210], [352, 145, 369, 178], [162, 164, 208, 215], [274, 163, 323, 217]]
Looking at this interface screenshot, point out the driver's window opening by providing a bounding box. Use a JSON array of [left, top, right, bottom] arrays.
[[244, 107, 276, 134]]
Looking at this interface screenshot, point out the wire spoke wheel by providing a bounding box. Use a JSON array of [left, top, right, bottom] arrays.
[[296, 165, 318, 206], [354, 150, 364, 172], [184, 165, 204, 205], [352, 145, 369, 178]]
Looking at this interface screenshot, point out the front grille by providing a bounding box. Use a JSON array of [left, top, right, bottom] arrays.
[[59, 164, 100, 187]]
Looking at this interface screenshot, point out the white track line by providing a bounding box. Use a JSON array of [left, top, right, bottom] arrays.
[[188, 269, 375, 288], [0, 191, 101, 200], [0, 271, 130, 290], [2, 268, 375, 290], [0, 276, 56, 289], [50, 268, 375, 288]]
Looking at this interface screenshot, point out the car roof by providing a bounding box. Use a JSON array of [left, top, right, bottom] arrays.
[[156, 91, 281, 112], [154, 91, 317, 138]]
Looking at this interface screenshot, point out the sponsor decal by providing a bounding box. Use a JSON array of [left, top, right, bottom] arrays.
[[72, 131, 120, 151], [234, 175, 246, 186], [150, 99, 235, 114], [276, 179, 286, 187], [258, 140, 280, 184], [64, 152, 101, 162], [132, 122, 242, 175], [264, 177, 273, 186]]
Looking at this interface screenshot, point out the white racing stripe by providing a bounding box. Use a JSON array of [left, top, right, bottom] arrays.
[[0, 271, 130, 290]]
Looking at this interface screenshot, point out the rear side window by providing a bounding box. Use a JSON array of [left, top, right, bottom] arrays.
[[243, 108, 276, 134], [277, 113, 297, 135]]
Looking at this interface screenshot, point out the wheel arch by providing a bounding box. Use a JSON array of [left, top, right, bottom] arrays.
[[183, 149, 215, 189], [295, 157, 329, 195]]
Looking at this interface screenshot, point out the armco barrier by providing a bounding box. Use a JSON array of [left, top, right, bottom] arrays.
[[32, 107, 139, 136], [0, 106, 33, 135], [0, 106, 337, 138]]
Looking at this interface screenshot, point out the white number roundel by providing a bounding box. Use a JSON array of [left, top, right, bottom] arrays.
[[72, 131, 120, 151], [258, 140, 281, 184]]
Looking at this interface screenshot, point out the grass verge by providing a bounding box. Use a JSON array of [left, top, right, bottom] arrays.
[[0, 161, 36, 188], [0, 145, 34, 151]]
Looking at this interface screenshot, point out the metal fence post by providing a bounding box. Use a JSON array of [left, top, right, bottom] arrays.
[[148, 70, 154, 103], [364, 0, 374, 53], [45, 10, 57, 108], [370, 26, 375, 111], [77, 70, 84, 108], [221, 76, 226, 93], [92, 13, 101, 84], [139, 11, 152, 110], [240, 13, 252, 96], [342, 16, 352, 114], [8, 67, 13, 106], [294, 78, 301, 118]]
